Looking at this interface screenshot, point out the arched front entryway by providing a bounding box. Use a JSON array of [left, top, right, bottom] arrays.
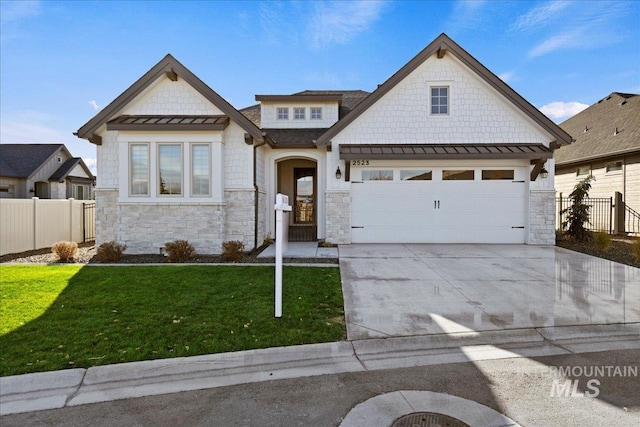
[[265, 150, 325, 243], [277, 158, 317, 241]]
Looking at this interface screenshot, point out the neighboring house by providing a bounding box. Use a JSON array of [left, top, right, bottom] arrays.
[[75, 33, 571, 254], [555, 92, 640, 212], [0, 144, 95, 200]]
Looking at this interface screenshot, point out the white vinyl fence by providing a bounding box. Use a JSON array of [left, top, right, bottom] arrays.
[[0, 198, 95, 256]]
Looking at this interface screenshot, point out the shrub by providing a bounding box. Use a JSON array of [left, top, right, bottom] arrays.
[[96, 241, 127, 262], [633, 240, 640, 262], [593, 233, 611, 251], [222, 240, 244, 262], [51, 241, 78, 261], [164, 240, 195, 263], [561, 176, 594, 241]]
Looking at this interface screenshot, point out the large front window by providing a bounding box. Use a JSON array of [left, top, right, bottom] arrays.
[[158, 144, 182, 195], [130, 144, 149, 196], [191, 144, 210, 196]]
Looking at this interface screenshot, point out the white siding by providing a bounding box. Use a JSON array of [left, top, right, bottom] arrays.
[[260, 102, 339, 128], [123, 76, 224, 116], [332, 54, 551, 146]]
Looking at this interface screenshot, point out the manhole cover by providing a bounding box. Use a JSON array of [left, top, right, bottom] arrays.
[[391, 412, 470, 427]]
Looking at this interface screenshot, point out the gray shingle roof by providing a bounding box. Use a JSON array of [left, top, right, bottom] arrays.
[[261, 128, 328, 146], [0, 144, 64, 178], [49, 158, 81, 182], [555, 92, 640, 165]]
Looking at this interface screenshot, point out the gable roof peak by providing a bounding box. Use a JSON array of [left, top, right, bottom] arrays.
[[315, 33, 571, 147], [75, 54, 264, 145]]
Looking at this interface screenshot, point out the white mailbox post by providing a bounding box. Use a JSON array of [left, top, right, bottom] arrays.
[[274, 193, 291, 318]]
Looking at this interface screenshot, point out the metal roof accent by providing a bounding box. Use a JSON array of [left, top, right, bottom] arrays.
[[262, 128, 327, 147], [107, 115, 230, 131], [339, 144, 553, 160], [316, 33, 572, 148]]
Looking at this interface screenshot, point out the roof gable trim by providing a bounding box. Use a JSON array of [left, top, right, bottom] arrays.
[[315, 33, 572, 147], [75, 55, 263, 144]]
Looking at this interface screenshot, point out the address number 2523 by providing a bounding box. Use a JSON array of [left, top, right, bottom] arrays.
[[352, 160, 370, 166]]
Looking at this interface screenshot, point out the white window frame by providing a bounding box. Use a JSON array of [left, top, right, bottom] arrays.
[[605, 161, 623, 174], [157, 143, 183, 196], [294, 107, 305, 120], [430, 86, 449, 115], [129, 143, 150, 197], [576, 166, 590, 177], [277, 107, 289, 120], [190, 143, 211, 197], [310, 107, 322, 120]]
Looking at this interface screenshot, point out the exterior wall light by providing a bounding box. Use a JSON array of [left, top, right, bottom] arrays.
[[540, 168, 548, 179], [335, 166, 342, 180]]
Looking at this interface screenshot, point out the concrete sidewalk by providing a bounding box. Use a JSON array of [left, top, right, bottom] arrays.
[[2, 323, 638, 416]]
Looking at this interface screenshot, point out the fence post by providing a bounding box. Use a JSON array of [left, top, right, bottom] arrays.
[[613, 192, 624, 234], [558, 192, 563, 231], [69, 198, 75, 241], [32, 197, 39, 251]]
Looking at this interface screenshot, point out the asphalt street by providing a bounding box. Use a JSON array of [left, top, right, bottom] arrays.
[[3, 349, 638, 427]]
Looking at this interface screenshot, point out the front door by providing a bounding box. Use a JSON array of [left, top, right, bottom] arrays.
[[292, 167, 316, 241]]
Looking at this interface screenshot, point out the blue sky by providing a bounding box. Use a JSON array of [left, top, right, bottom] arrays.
[[1, 0, 638, 170]]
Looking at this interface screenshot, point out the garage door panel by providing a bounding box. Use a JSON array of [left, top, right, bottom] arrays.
[[350, 166, 527, 244]]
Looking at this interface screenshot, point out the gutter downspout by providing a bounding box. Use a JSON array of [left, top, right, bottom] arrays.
[[253, 134, 268, 250]]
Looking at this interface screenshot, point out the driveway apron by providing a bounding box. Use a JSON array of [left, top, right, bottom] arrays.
[[338, 244, 640, 340]]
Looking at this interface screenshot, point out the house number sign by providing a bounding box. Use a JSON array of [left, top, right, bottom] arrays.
[[352, 160, 370, 166]]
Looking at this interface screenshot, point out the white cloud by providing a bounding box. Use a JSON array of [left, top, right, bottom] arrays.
[[498, 71, 514, 82], [447, 0, 489, 32], [309, 1, 386, 49], [89, 100, 100, 111], [540, 101, 589, 122], [83, 158, 97, 175], [512, 1, 571, 31], [0, 0, 41, 42], [519, 2, 630, 58]]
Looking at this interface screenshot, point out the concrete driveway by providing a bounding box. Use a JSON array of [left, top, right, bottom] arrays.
[[339, 244, 640, 340]]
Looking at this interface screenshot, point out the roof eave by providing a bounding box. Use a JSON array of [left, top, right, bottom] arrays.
[[555, 147, 640, 167]]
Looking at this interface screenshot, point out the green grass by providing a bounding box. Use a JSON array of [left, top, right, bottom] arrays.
[[0, 265, 345, 377]]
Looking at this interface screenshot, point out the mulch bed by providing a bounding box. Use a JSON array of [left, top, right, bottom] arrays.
[[556, 237, 640, 268], [0, 243, 338, 265]]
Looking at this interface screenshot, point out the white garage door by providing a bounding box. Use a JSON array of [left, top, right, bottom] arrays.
[[351, 167, 527, 244]]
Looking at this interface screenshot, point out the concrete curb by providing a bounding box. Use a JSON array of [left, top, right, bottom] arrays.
[[1, 324, 638, 416]]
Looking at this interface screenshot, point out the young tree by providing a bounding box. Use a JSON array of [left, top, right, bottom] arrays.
[[561, 176, 594, 241]]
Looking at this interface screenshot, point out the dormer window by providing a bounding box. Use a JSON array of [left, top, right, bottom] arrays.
[[294, 108, 305, 120], [311, 107, 322, 120], [277, 108, 289, 120]]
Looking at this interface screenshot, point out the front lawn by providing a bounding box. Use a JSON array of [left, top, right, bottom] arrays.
[[0, 265, 345, 377]]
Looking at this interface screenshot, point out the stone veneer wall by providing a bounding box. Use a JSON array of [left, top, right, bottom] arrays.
[[95, 189, 119, 247], [529, 190, 555, 245], [325, 190, 351, 244], [117, 203, 225, 254], [224, 189, 255, 250]]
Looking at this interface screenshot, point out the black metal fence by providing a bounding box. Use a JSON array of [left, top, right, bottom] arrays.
[[556, 197, 613, 234], [83, 202, 96, 242], [625, 204, 640, 236]]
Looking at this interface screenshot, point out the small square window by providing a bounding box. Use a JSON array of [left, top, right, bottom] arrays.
[[311, 107, 322, 120], [577, 166, 590, 176], [606, 161, 622, 173], [431, 86, 449, 115], [443, 170, 474, 180], [277, 108, 289, 120], [362, 170, 393, 181], [401, 170, 432, 181], [294, 108, 305, 120]]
